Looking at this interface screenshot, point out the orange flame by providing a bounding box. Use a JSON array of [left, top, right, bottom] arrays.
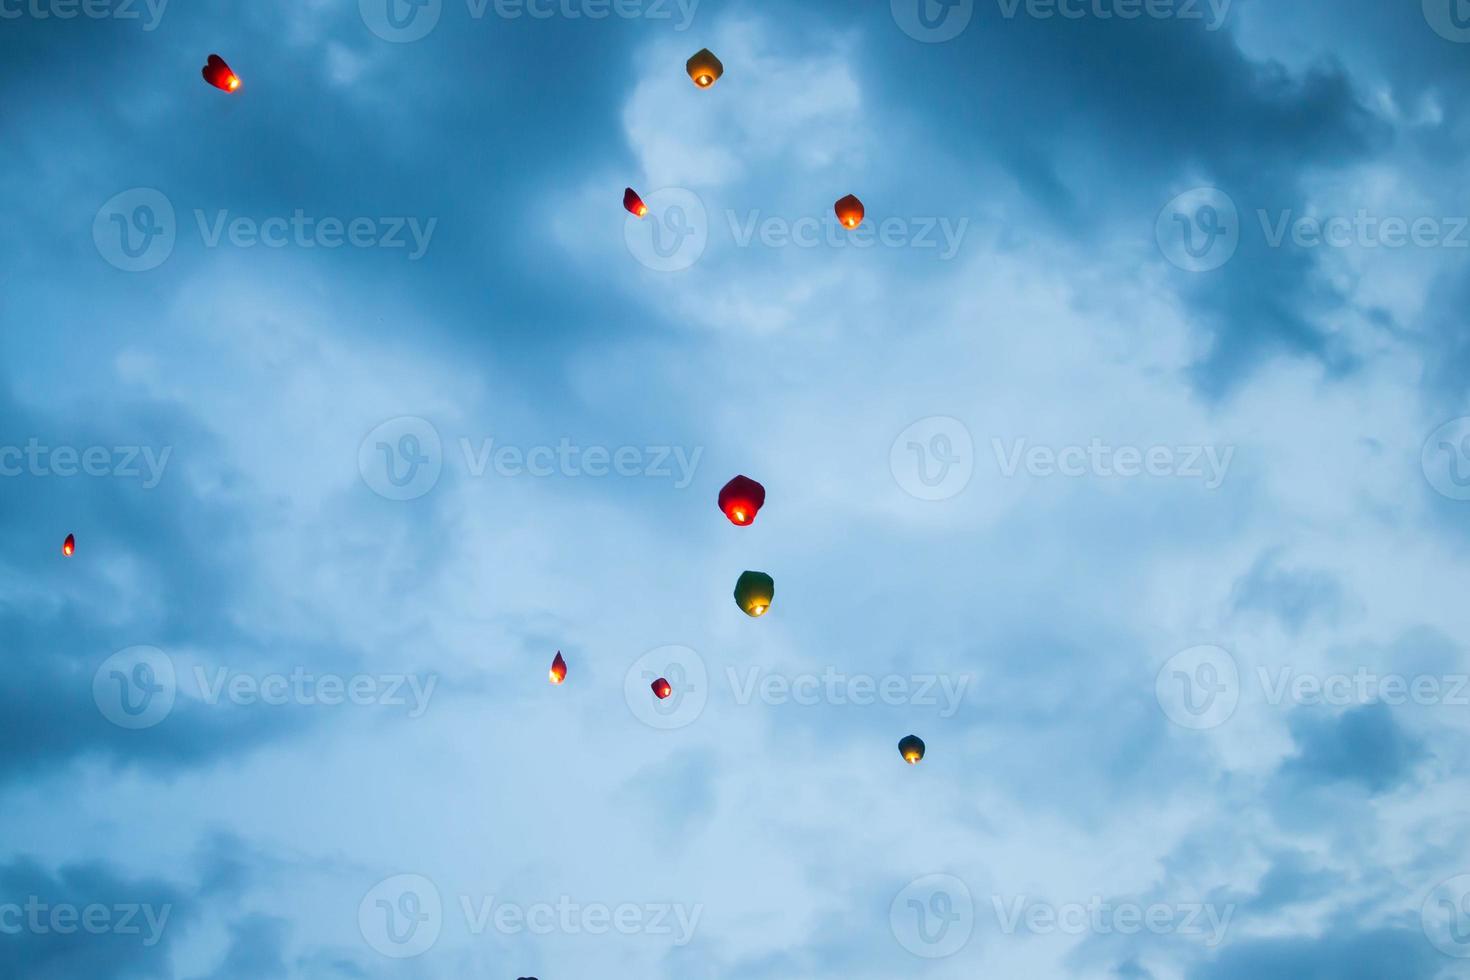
[[549, 651, 567, 685]]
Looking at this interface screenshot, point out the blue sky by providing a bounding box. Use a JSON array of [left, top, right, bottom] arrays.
[[3, 0, 1470, 976]]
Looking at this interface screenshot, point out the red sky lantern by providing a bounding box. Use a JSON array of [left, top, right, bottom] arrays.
[[834, 194, 865, 230], [651, 677, 672, 700], [549, 651, 567, 685], [62, 534, 75, 557], [202, 54, 241, 93], [624, 188, 649, 218], [718, 475, 766, 526]]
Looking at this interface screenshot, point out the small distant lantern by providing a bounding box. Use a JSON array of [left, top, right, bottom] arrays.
[[549, 651, 567, 685], [201, 54, 241, 93], [686, 48, 724, 89], [62, 534, 75, 558], [835, 195, 865, 230], [898, 735, 925, 765], [733, 571, 775, 618], [624, 187, 649, 218], [651, 677, 672, 700], [717, 475, 765, 526]]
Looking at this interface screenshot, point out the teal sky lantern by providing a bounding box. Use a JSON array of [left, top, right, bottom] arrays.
[[734, 571, 774, 617]]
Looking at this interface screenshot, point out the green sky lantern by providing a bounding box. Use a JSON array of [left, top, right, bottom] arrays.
[[734, 571, 774, 618]]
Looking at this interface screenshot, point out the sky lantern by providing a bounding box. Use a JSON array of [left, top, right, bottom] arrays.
[[623, 187, 649, 218], [835, 195, 865, 230], [898, 735, 926, 765], [549, 651, 567, 685], [61, 534, 75, 558], [718, 475, 765, 526], [734, 571, 775, 618], [201, 54, 241, 93], [651, 677, 672, 700], [686, 48, 724, 88]]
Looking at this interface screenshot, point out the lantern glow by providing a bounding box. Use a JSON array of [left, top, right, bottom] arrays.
[[202, 54, 240, 93], [717, 475, 766, 526], [686, 48, 724, 88], [898, 734, 926, 765], [835, 195, 865, 230], [652, 677, 672, 700], [549, 651, 567, 685], [62, 534, 75, 558], [623, 187, 649, 218], [733, 571, 775, 618]]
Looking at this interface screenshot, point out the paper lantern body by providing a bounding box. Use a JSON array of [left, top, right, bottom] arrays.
[[686, 48, 724, 88], [652, 678, 672, 700], [734, 571, 775, 617], [62, 534, 75, 557], [717, 475, 766, 526], [835, 195, 865, 230], [202, 55, 240, 92], [623, 187, 648, 218], [549, 651, 567, 685], [898, 735, 926, 764]]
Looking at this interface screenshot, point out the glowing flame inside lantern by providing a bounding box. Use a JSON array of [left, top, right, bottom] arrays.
[[202, 54, 241, 93], [62, 534, 75, 558], [718, 475, 766, 527], [549, 652, 567, 685], [623, 187, 649, 219], [899, 735, 925, 765], [686, 48, 724, 89], [652, 678, 672, 700], [835, 195, 865, 230]]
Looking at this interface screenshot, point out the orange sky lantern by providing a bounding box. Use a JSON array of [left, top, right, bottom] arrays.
[[718, 475, 766, 527], [201, 54, 241, 93], [651, 677, 672, 700], [835, 195, 865, 230], [624, 187, 649, 218], [62, 534, 75, 558], [686, 48, 723, 89], [549, 651, 567, 685]]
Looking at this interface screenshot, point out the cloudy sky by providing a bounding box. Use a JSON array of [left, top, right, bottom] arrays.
[[3, 0, 1470, 976]]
